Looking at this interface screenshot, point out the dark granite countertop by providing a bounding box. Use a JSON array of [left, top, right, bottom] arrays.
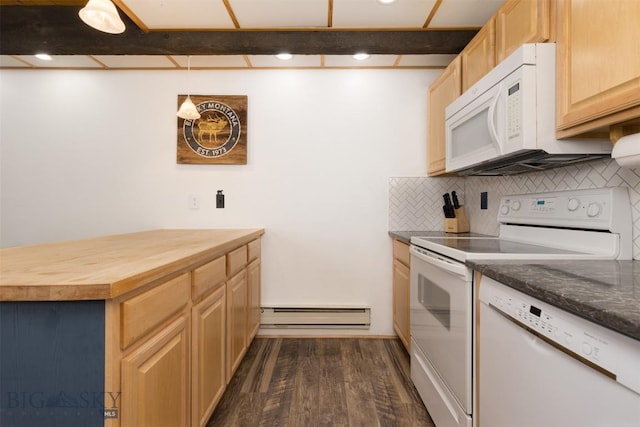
[[467, 260, 640, 341]]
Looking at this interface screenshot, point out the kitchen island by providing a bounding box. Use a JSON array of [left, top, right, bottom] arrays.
[[0, 228, 264, 427]]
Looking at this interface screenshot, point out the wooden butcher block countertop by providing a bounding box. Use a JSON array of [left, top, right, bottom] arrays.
[[0, 228, 264, 301]]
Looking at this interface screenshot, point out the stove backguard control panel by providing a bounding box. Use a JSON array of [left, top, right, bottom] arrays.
[[497, 187, 630, 231]]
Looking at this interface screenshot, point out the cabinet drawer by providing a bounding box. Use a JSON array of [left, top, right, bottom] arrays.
[[193, 256, 226, 299], [227, 246, 247, 277], [121, 273, 190, 349], [248, 239, 261, 262], [393, 239, 410, 267]]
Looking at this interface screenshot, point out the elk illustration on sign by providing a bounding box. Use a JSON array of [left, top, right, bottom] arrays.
[[177, 95, 247, 165], [198, 114, 228, 144]]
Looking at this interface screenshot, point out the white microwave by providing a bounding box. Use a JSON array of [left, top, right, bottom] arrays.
[[444, 43, 611, 175]]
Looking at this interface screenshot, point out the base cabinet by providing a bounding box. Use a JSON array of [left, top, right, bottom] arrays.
[[247, 258, 261, 341], [392, 239, 411, 351], [393, 259, 410, 350], [121, 315, 190, 427], [226, 270, 248, 381], [116, 236, 261, 427], [192, 285, 226, 427], [117, 239, 260, 427]]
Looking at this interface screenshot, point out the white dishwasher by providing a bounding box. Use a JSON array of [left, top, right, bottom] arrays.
[[478, 276, 640, 427]]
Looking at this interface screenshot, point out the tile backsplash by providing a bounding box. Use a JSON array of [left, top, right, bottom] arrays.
[[389, 158, 640, 259], [389, 177, 464, 231]]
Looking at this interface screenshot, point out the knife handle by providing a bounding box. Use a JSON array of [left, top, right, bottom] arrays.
[[452, 191, 460, 209]]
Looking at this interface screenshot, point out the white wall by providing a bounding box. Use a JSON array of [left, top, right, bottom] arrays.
[[0, 68, 439, 335]]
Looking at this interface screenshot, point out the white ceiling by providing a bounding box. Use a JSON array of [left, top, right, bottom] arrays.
[[1, 0, 504, 69]]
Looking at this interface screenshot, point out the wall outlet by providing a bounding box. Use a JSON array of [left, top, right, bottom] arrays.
[[189, 194, 200, 210]]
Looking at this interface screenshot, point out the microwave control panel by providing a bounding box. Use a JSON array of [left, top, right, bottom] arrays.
[[506, 82, 521, 140]]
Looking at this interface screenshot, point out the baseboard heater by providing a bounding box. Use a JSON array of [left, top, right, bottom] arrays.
[[260, 307, 371, 329]]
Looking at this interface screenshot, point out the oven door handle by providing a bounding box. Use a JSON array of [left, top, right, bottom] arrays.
[[410, 246, 468, 278]]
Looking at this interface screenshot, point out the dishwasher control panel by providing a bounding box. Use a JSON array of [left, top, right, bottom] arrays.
[[480, 276, 640, 395], [490, 294, 616, 375], [488, 288, 616, 376]]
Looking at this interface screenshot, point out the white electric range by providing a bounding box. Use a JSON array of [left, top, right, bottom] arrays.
[[408, 187, 633, 427]]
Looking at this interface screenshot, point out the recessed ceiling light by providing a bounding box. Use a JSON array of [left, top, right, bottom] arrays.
[[378, 0, 397, 4], [353, 53, 370, 61], [276, 53, 293, 60], [35, 53, 52, 61]]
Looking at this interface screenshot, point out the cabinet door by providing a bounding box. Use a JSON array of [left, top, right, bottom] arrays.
[[121, 315, 190, 427], [557, 0, 640, 136], [460, 17, 496, 92], [393, 259, 410, 352], [192, 285, 226, 427], [247, 258, 261, 342], [496, 0, 553, 62], [428, 56, 462, 176], [226, 270, 248, 381]]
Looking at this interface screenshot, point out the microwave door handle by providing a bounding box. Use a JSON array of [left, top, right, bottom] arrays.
[[487, 89, 502, 151]]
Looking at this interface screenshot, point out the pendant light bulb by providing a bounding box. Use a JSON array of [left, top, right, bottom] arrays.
[[79, 0, 126, 34], [177, 56, 201, 120]]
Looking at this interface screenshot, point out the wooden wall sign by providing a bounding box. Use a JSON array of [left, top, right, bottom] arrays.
[[177, 95, 247, 164]]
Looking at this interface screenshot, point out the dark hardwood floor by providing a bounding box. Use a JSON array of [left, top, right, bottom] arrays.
[[207, 337, 435, 427]]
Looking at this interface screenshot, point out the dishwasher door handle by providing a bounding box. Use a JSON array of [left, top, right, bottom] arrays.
[[410, 245, 468, 278]]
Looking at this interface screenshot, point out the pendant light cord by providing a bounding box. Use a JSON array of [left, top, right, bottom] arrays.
[[187, 55, 192, 96]]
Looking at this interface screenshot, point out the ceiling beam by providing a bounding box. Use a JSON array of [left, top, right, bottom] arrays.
[[0, 6, 477, 56]]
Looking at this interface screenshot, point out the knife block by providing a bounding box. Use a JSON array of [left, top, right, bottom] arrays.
[[444, 206, 470, 233]]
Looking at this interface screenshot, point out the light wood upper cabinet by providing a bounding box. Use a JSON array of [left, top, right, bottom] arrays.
[[428, 56, 461, 176], [496, 0, 554, 62], [392, 239, 410, 352], [556, 0, 640, 138], [460, 17, 496, 92]]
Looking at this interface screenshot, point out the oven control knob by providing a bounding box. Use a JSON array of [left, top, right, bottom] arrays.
[[581, 342, 593, 356], [512, 201, 521, 211], [567, 198, 580, 211], [500, 205, 510, 215], [587, 202, 601, 217]]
